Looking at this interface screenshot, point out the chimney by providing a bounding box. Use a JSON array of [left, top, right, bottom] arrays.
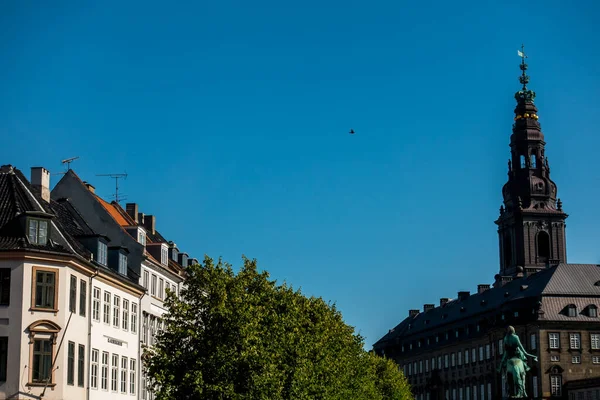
[[31, 167, 50, 202], [477, 284, 491, 294], [409, 309, 420, 318], [82, 181, 95, 194], [424, 304, 435, 312], [440, 298, 450, 307], [458, 291, 470, 300], [126, 203, 139, 223], [143, 215, 156, 234]]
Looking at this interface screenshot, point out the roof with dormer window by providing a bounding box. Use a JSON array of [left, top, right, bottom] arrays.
[[374, 263, 600, 349], [0, 164, 85, 255]]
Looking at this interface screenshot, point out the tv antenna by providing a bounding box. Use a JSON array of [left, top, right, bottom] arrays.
[[96, 173, 128, 203], [61, 156, 80, 171]]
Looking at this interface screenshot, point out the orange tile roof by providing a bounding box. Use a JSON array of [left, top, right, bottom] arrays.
[[95, 195, 131, 227]]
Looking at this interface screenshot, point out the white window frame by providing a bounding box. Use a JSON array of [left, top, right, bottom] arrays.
[[158, 278, 164, 300], [103, 291, 111, 325], [550, 375, 562, 396], [97, 241, 108, 266], [572, 355, 581, 364], [101, 351, 109, 391], [92, 287, 101, 322], [120, 356, 128, 393], [570, 333, 581, 349], [119, 253, 128, 276], [131, 303, 138, 334], [151, 275, 157, 296], [592, 356, 600, 364], [549, 332, 560, 349], [591, 333, 600, 350], [90, 349, 99, 389], [122, 299, 129, 331], [129, 359, 136, 395], [143, 270, 149, 289], [113, 296, 120, 328], [111, 354, 118, 392], [161, 245, 168, 265]]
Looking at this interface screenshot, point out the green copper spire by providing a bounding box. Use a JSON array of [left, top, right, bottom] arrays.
[[515, 44, 536, 103]]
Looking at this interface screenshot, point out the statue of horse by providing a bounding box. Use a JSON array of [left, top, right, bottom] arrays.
[[505, 356, 527, 398], [497, 326, 538, 399]]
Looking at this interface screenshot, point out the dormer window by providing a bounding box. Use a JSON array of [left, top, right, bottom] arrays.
[[118, 253, 128, 276], [97, 241, 108, 266], [161, 246, 168, 266], [589, 305, 598, 318], [138, 229, 146, 246], [28, 218, 49, 245], [567, 304, 577, 317]]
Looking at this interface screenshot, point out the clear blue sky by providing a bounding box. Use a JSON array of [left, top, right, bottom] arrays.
[[2, 0, 599, 347]]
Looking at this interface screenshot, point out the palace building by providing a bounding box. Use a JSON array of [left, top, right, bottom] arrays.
[[373, 55, 600, 400]]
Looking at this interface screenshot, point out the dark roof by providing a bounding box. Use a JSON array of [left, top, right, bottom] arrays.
[[542, 264, 600, 295], [146, 228, 167, 244], [374, 263, 600, 348], [0, 165, 77, 255]]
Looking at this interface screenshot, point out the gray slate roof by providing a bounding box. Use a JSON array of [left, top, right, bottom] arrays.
[[374, 263, 600, 348]]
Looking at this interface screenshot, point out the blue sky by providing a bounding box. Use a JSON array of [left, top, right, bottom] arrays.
[[1, 0, 599, 347]]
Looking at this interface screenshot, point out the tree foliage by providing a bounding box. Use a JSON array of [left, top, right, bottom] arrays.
[[144, 256, 412, 400]]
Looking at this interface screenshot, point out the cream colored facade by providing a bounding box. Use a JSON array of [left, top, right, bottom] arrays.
[[0, 251, 144, 400]]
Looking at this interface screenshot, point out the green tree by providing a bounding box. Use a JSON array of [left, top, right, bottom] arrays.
[[144, 256, 412, 400]]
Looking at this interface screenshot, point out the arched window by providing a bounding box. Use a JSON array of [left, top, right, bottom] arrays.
[[537, 231, 550, 262]]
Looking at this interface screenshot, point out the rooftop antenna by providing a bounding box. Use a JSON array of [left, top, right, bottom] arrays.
[[96, 173, 128, 204], [61, 156, 80, 171]]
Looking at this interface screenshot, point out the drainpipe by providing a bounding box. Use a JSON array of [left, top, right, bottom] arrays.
[[86, 268, 99, 400], [138, 290, 146, 399]]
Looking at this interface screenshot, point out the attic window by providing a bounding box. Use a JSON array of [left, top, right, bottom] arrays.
[[567, 304, 577, 317], [28, 218, 49, 245], [161, 246, 168, 266], [137, 229, 146, 246], [595, 281, 600, 287], [97, 241, 108, 266], [589, 305, 598, 318], [118, 253, 128, 276]]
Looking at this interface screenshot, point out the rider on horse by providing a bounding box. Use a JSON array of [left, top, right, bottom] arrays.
[[497, 326, 538, 373]]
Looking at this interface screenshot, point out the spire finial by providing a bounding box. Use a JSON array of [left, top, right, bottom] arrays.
[[514, 45, 536, 103], [518, 44, 529, 89]]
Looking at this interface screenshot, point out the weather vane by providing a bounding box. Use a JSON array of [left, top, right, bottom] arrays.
[[517, 44, 529, 89]]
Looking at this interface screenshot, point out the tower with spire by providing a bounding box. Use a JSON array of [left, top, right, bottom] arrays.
[[495, 46, 568, 278]]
